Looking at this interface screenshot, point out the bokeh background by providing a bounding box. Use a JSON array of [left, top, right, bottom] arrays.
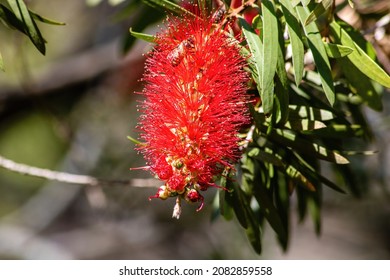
[[0, 0, 389, 259]]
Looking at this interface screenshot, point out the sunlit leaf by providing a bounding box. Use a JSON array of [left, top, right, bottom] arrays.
[[261, 0, 278, 115], [296, 5, 335, 106], [127, 136, 143, 145], [122, 5, 163, 52], [239, 18, 263, 99], [7, 0, 46, 54], [274, 14, 290, 125], [290, 151, 346, 194], [330, 20, 390, 88], [291, 0, 301, 7], [280, 0, 304, 86], [338, 56, 383, 111], [304, 0, 333, 26], [301, 124, 364, 138], [0, 4, 27, 34], [288, 104, 335, 121], [285, 119, 326, 131], [129, 27, 155, 43], [30, 10, 65, 25], [324, 42, 353, 58], [267, 128, 349, 164]]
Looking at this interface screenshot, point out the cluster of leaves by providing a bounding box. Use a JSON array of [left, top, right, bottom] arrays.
[[0, 0, 64, 71], [128, 0, 390, 254], [221, 0, 390, 253]]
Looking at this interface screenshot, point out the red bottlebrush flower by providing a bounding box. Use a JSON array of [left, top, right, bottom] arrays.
[[136, 12, 250, 216]]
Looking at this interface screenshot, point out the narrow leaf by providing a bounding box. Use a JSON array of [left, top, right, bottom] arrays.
[[288, 104, 334, 121], [267, 127, 349, 164], [285, 119, 326, 131], [274, 18, 290, 125], [338, 57, 383, 111], [330, 20, 390, 88], [129, 27, 155, 43], [280, 0, 304, 86], [296, 5, 335, 105], [245, 223, 262, 254], [261, 0, 279, 115], [304, 0, 333, 26], [301, 124, 364, 138], [239, 18, 263, 97], [30, 10, 65, 25], [7, 0, 46, 54], [225, 179, 249, 229], [142, 0, 196, 17], [0, 4, 27, 34], [218, 168, 234, 220], [291, 151, 346, 194], [252, 168, 288, 243], [324, 42, 353, 58], [127, 136, 144, 145]]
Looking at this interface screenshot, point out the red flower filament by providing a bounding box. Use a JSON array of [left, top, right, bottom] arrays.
[[137, 13, 250, 214]]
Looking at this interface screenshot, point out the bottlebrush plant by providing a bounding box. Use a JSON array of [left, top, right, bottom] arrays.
[[129, 0, 390, 254]]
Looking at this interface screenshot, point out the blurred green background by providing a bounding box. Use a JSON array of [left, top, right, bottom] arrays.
[[0, 0, 389, 259]]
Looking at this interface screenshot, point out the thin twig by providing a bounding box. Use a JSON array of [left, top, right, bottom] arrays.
[[0, 155, 159, 188]]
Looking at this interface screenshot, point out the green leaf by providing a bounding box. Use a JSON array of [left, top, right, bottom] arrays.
[[308, 194, 321, 234], [267, 127, 349, 164], [288, 104, 335, 121], [304, 0, 333, 26], [122, 5, 163, 52], [338, 57, 383, 111], [129, 27, 155, 43], [239, 18, 263, 99], [141, 0, 196, 17], [127, 135, 144, 145], [330, 20, 390, 88], [280, 0, 304, 86], [261, 0, 279, 115], [217, 168, 234, 220], [296, 5, 335, 106], [291, 0, 301, 7], [225, 179, 249, 229], [245, 223, 262, 254], [7, 0, 46, 54], [251, 163, 287, 243], [290, 151, 346, 194], [30, 10, 65, 25], [301, 123, 364, 138], [324, 42, 353, 58], [285, 119, 326, 131], [0, 4, 27, 34]]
